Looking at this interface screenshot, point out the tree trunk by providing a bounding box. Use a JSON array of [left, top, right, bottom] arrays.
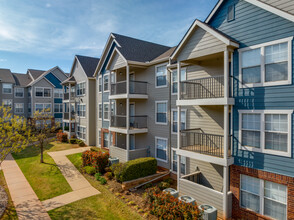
[[40, 144, 44, 163]]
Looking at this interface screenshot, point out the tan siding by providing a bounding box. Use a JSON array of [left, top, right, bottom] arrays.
[[110, 145, 127, 163], [129, 148, 148, 160], [178, 27, 226, 61], [109, 52, 126, 71], [258, 0, 294, 15]]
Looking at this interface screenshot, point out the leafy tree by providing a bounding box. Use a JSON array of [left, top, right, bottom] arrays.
[[0, 105, 32, 165], [30, 109, 59, 163]]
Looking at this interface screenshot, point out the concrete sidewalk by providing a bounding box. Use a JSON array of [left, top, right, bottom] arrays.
[[1, 154, 51, 220]]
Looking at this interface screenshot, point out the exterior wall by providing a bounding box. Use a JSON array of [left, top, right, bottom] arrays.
[[209, 0, 294, 178], [88, 79, 96, 146], [108, 51, 126, 70], [230, 165, 294, 220], [13, 86, 28, 118]]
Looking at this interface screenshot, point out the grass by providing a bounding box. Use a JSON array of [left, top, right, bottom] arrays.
[[48, 153, 143, 220], [12, 141, 76, 201], [0, 171, 18, 220]]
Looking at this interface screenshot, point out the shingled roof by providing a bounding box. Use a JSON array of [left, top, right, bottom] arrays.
[[12, 73, 32, 87], [76, 55, 100, 77], [112, 33, 171, 63], [28, 69, 45, 80], [0, 68, 15, 83]]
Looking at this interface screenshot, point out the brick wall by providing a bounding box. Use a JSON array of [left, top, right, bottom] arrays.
[[230, 165, 294, 220], [100, 128, 115, 150]]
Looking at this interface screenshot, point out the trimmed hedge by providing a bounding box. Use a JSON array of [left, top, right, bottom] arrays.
[[113, 157, 157, 182]]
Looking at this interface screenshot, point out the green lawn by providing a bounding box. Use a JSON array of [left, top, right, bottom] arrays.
[[12, 141, 76, 201], [0, 171, 18, 220], [48, 153, 143, 220]]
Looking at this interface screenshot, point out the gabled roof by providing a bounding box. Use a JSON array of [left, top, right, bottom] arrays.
[[61, 76, 76, 85], [171, 19, 239, 60], [205, 0, 294, 23], [151, 46, 177, 62], [0, 68, 15, 84], [76, 55, 100, 77], [27, 69, 45, 80], [112, 33, 171, 63], [12, 73, 32, 87]]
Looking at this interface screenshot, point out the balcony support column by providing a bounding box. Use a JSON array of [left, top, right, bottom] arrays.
[[126, 65, 130, 161], [69, 84, 72, 135], [223, 165, 229, 219], [177, 61, 182, 191]]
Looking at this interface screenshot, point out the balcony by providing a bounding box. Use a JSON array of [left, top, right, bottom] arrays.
[[109, 145, 148, 163], [63, 112, 75, 121], [110, 80, 148, 99], [110, 115, 148, 134], [177, 75, 234, 106], [63, 92, 75, 101]]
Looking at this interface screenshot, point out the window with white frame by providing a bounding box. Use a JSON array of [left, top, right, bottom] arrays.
[[240, 175, 287, 220], [156, 101, 167, 124], [77, 125, 86, 140], [104, 132, 109, 148], [28, 87, 31, 97], [171, 68, 186, 94], [172, 150, 186, 174], [98, 76, 102, 92], [239, 37, 292, 87], [14, 88, 24, 98], [98, 104, 102, 119], [2, 83, 12, 94], [104, 74, 109, 91], [44, 88, 51, 97], [54, 89, 63, 98], [227, 4, 235, 22], [171, 109, 186, 133], [35, 87, 51, 97], [104, 103, 109, 120], [76, 82, 86, 96], [155, 64, 167, 87], [155, 137, 167, 162], [110, 72, 116, 84], [14, 103, 24, 114], [239, 110, 292, 157], [98, 130, 101, 146], [111, 101, 115, 116], [35, 103, 51, 112], [77, 104, 86, 117], [3, 99, 12, 108], [54, 104, 63, 113]]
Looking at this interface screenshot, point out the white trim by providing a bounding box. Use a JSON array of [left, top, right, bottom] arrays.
[[77, 103, 86, 118], [109, 94, 148, 100], [103, 102, 110, 121], [155, 136, 168, 163], [103, 72, 110, 92], [172, 149, 186, 174], [77, 125, 86, 141], [2, 83, 13, 94], [54, 103, 63, 113], [205, 0, 224, 23], [14, 87, 24, 98], [177, 97, 235, 106], [34, 87, 52, 98], [239, 37, 293, 88], [98, 103, 102, 120], [155, 100, 168, 125], [2, 99, 13, 108], [238, 109, 293, 157], [14, 103, 24, 114], [171, 68, 187, 95], [155, 63, 168, 88], [76, 81, 86, 96], [171, 109, 187, 135], [98, 75, 102, 93]]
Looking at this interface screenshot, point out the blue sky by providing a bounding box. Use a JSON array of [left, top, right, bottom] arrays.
[[0, 0, 218, 73]]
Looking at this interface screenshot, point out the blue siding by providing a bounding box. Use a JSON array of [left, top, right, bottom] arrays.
[[45, 72, 62, 89], [209, 0, 294, 177], [54, 113, 62, 118], [54, 98, 62, 103]]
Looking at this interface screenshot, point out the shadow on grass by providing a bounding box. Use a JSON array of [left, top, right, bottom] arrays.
[[13, 144, 55, 159]]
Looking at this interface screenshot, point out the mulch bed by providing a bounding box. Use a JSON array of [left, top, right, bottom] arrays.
[[0, 185, 8, 218]]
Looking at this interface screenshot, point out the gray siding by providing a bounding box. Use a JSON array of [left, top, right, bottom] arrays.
[[110, 145, 127, 163], [108, 52, 126, 70]]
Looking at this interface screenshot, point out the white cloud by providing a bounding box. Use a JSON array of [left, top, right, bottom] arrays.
[[45, 3, 51, 8], [0, 59, 7, 62]]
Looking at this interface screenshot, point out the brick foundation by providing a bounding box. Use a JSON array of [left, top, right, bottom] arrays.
[[230, 165, 294, 220]]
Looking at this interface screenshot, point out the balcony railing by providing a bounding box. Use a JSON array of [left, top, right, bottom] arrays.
[[180, 75, 228, 100], [111, 115, 147, 129], [181, 129, 230, 158], [111, 80, 147, 96]]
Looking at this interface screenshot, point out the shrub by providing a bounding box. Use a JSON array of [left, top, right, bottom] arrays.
[[56, 130, 68, 142], [82, 150, 109, 173], [163, 178, 174, 185], [95, 173, 102, 181], [145, 186, 202, 219], [111, 163, 125, 182], [120, 157, 157, 182], [77, 139, 85, 147], [71, 134, 77, 139], [69, 138, 77, 144], [143, 182, 153, 190], [104, 167, 112, 173], [105, 172, 113, 180], [90, 147, 99, 152], [100, 177, 107, 185], [84, 166, 96, 175], [158, 181, 170, 190]]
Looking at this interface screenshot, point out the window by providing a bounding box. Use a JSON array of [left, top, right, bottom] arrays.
[[54, 104, 63, 113], [28, 103, 31, 113], [35, 103, 51, 112], [76, 82, 86, 96], [98, 130, 101, 146], [155, 101, 167, 124], [104, 103, 109, 120], [28, 87, 31, 97], [227, 4, 235, 21], [104, 132, 109, 148], [240, 175, 287, 220], [2, 83, 12, 94], [239, 37, 292, 87], [104, 74, 109, 91], [44, 88, 51, 97], [239, 110, 292, 157], [77, 125, 86, 140], [14, 88, 24, 98], [77, 104, 86, 117], [172, 68, 186, 94], [35, 88, 43, 97], [3, 99, 12, 108], [111, 101, 115, 116], [172, 150, 186, 174], [98, 104, 102, 119], [35, 87, 51, 97], [55, 118, 62, 125], [54, 89, 63, 98], [155, 137, 167, 162], [98, 76, 102, 92], [172, 109, 186, 133], [14, 103, 24, 114], [111, 72, 116, 84], [155, 64, 167, 87]]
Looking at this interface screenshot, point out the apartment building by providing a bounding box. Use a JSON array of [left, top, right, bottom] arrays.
[[62, 55, 99, 146], [0, 67, 67, 123]]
